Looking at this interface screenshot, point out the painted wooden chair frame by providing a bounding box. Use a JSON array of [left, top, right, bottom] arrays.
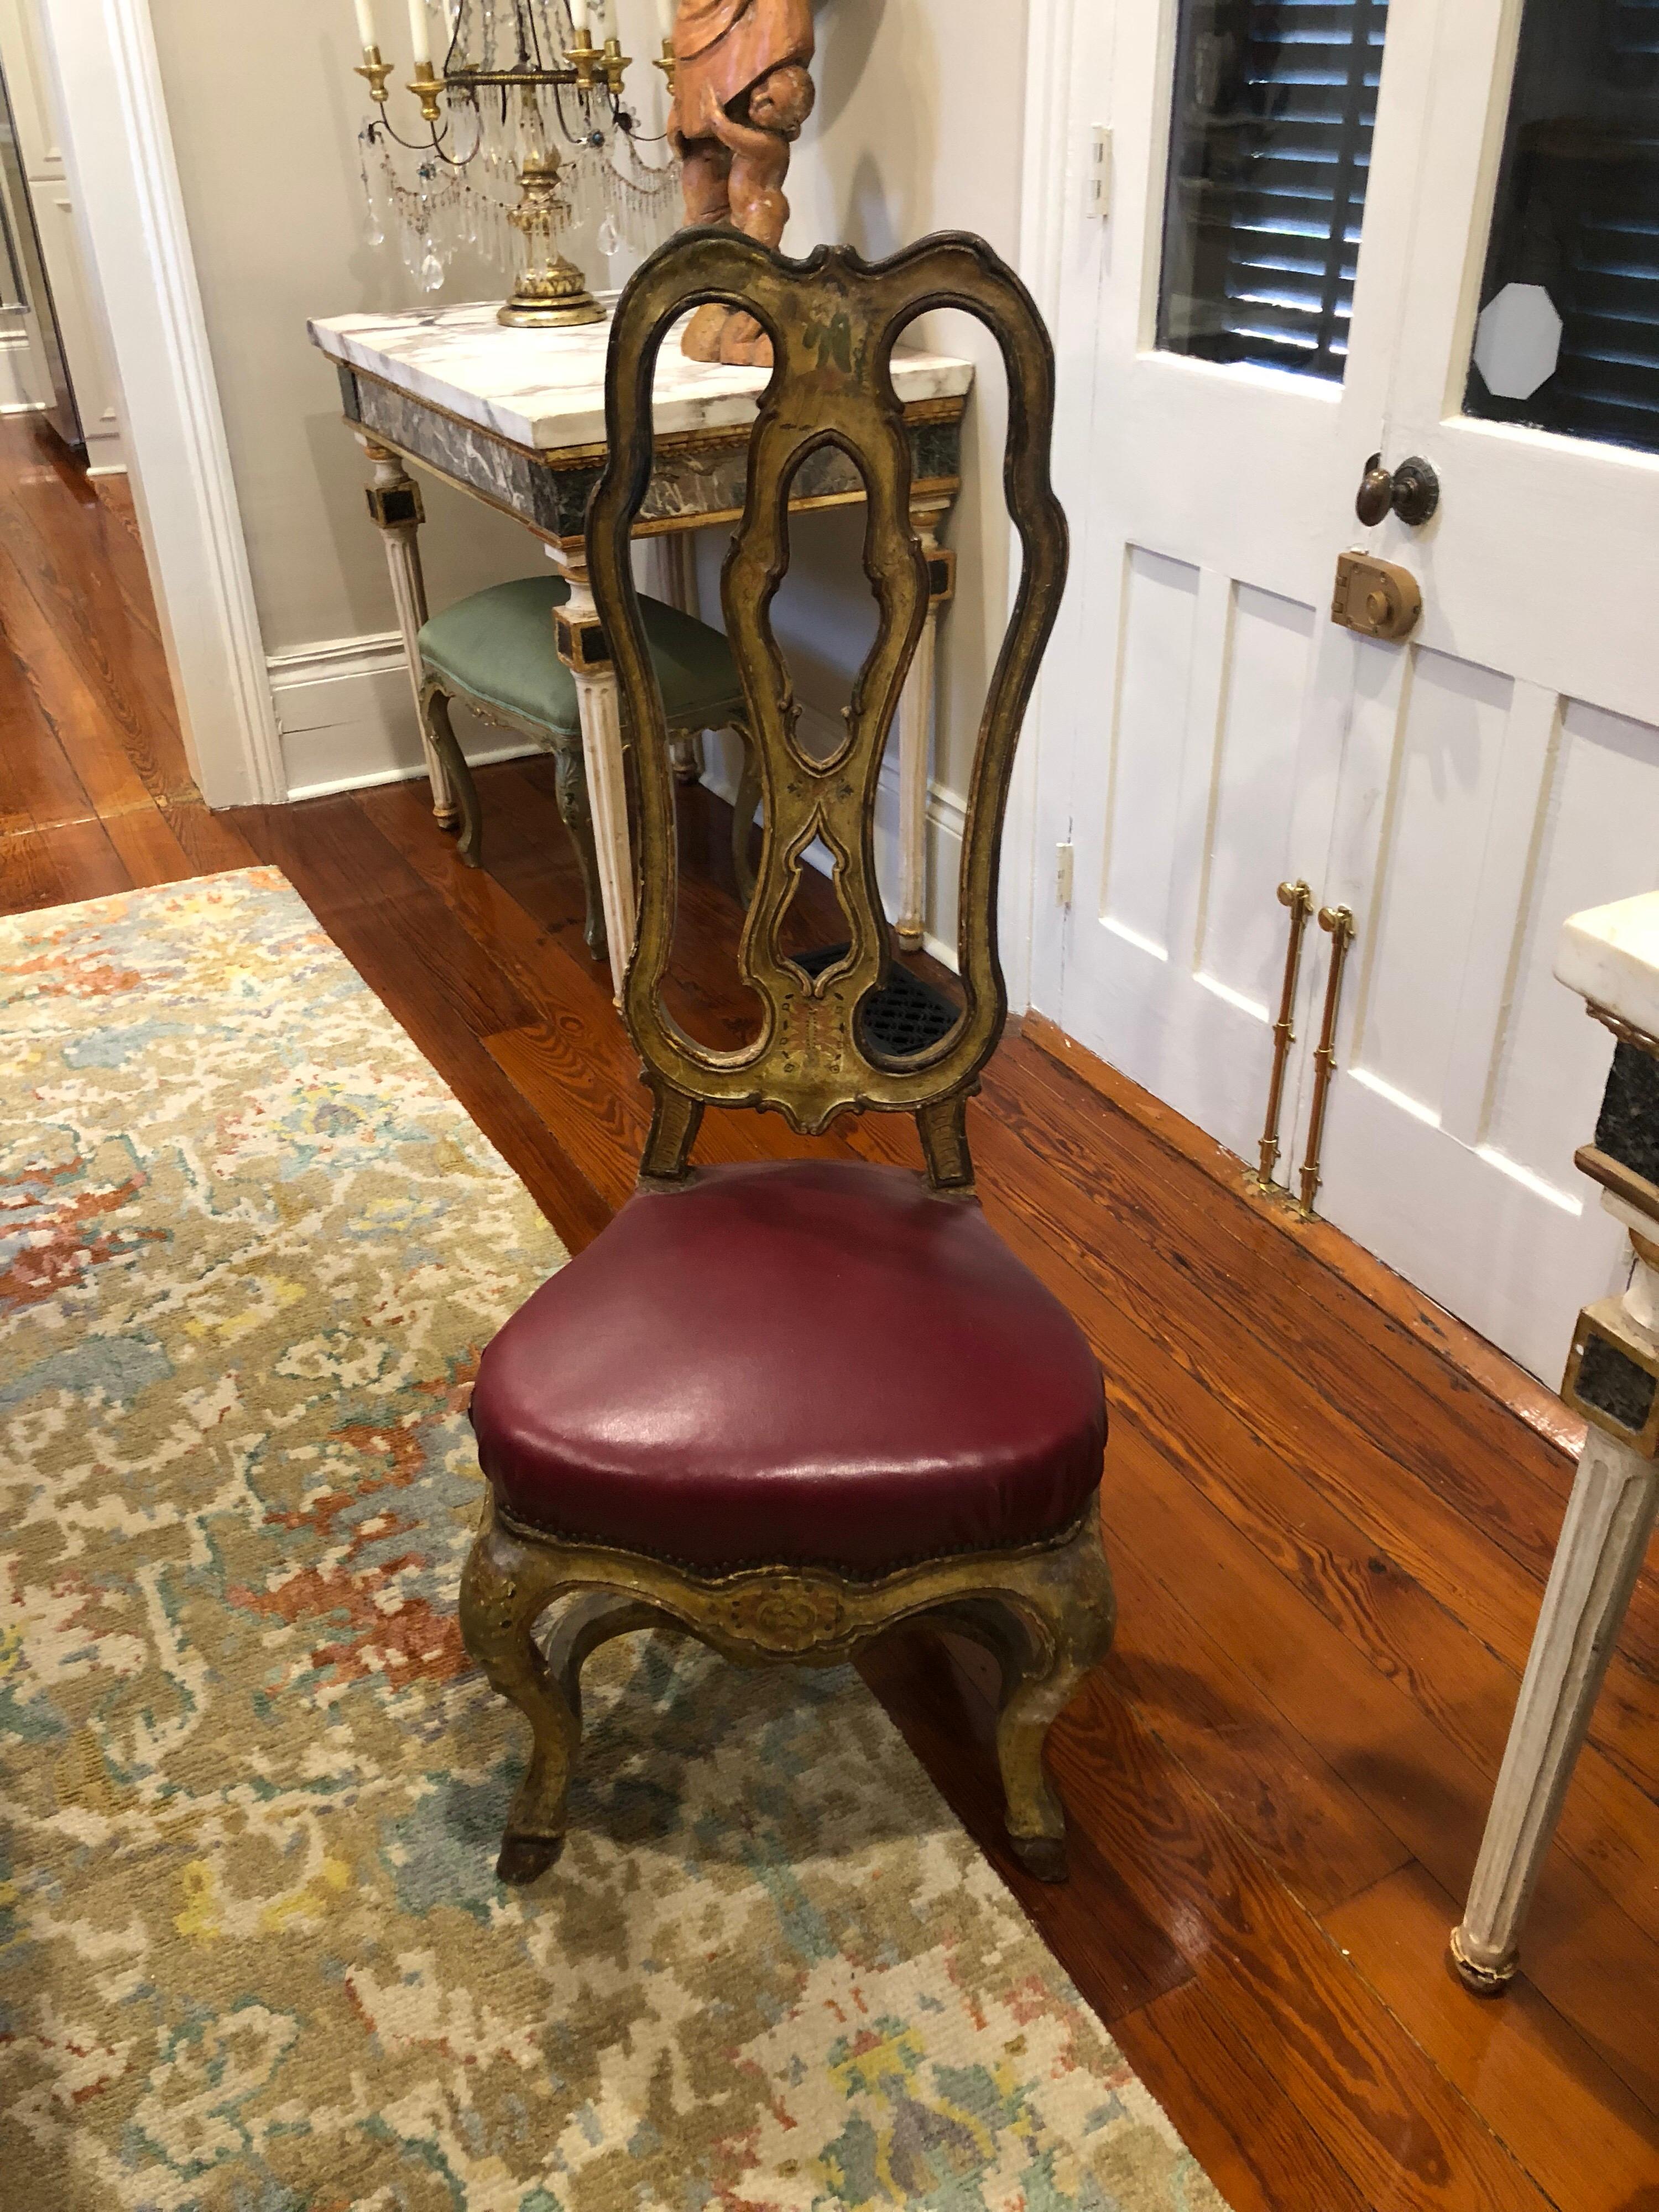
[[460, 228, 1113, 1887]]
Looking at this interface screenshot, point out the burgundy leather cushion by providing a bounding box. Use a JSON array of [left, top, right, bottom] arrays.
[[469, 1160, 1105, 1574]]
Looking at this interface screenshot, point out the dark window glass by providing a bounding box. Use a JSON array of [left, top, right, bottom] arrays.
[[1467, 0, 1659, 452], [1157, 0, 1389, 382]]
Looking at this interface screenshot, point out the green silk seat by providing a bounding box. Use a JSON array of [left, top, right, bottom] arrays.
[[418, 575, 745, 738], [414, 574, 754, 964]]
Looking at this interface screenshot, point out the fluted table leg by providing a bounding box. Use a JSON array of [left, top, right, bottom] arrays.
[[356, 433, 455, 829], [551, 546, 635, 1005], [1451, 1427, 1657, 1991]]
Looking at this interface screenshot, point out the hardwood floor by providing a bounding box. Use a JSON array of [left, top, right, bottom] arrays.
[[3, 414, 1655, 2212]]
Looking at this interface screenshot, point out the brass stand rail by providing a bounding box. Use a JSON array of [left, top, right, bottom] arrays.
[[1298, 904, 1357, 1219], [1256, 879, 1314, 1191]]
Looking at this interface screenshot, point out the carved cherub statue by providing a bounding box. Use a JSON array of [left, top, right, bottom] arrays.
[[667, 0, 817, 366]]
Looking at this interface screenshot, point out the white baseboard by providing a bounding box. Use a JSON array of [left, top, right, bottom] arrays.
[[269, 629, 544, 801], [701, 709, 963, 972], [0, 325, 44, 415]]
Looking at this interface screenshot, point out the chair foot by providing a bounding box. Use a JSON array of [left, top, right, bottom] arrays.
[[552, 739, 609, 964], [1009, 1832, 1069, 1883], [497, 1833, 565, 1886], [460, 1496, 581, 1876], [421, 681, 483, 868], [1449, 1924, 1516, 1997]]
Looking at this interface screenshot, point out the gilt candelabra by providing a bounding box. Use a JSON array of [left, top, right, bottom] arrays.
[[348, 0, 681, 326]]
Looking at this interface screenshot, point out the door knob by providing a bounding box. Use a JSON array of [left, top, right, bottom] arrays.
[[1355, 452, 1440, 527]]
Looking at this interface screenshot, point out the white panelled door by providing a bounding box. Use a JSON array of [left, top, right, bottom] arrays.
[[1041, 0, 1659, 1380]]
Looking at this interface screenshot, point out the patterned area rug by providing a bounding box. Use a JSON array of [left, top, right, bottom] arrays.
[[1, 867, 1225, 2212]]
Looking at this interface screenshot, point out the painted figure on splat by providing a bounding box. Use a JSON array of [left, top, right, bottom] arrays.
[[667, 0, 816, 365]]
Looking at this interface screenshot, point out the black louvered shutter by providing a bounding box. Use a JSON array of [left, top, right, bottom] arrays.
[[1466, 0, 1659, 455], [1157, 0, 1389, 383]]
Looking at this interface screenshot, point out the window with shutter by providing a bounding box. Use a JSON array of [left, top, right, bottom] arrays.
[[1465, 0, 1659, 456], [1157, 0, 1390, 383]]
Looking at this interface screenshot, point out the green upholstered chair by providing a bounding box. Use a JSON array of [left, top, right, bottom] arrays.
[[417, 572, 755, 961]]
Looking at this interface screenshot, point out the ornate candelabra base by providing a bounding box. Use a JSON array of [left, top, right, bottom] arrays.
[[498, 149, 604, 328], [498, 257, 604, 328]]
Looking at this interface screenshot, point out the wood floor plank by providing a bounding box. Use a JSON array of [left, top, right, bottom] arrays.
[[0, 639, 96, 833], [1022, 1008, 1588, 1460], [1105, 1423, 1659, 2117], [1100, 1545, 1416, 1917], [987, 1041, 1659, 1693], [157, 797, 261, 879], [937, 1094, 1659, 1924], [1326, 1862, 1659, 2212], [857, 1626, 1194, 2030], [1047, 1677, 1560, 2212], [0, 434, 189, 799], [1118, 1977, 1379, 2212], [972, 1056, 1659, 1792], [0, 818, 130, 911], [0, 535, 160, 822], [99, 804, 197, 889]]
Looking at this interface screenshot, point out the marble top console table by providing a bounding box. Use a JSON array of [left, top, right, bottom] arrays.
[[307, 302, 975, 993]]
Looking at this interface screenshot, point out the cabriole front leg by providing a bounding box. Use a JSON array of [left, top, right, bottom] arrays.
[[551, 734, 609, 964], [993, 1524, 1116, 1882], [420, 682, 481, 866], [459, 1495, 581, 1886]]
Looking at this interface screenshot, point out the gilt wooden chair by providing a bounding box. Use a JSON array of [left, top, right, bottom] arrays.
[[416, 572, 758, 958], [460, 226, 1114, 1887]]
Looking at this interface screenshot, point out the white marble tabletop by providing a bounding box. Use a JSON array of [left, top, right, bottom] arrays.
[[1558, 890, 1659, 1041], [309, 300, 975, 453]]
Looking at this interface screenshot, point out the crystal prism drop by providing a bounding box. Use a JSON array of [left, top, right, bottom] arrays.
[[596, 212, 620, 258], [420, 247, 444, 293]]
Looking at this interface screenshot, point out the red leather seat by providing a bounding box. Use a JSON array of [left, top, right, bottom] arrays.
[[470, 1160, 1106, 1575]]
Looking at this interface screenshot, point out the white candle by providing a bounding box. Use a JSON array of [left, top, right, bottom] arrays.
[[568, 0, 589, 37], [353, 0, 377, 50], [657, 0, 675, 38], [407, 0, 431, 67]]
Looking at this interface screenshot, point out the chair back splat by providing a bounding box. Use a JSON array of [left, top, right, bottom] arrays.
[[588, 229, 1068, 1190]]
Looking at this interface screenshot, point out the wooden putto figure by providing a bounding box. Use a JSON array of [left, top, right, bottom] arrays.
[[667, 0, 816, 365]]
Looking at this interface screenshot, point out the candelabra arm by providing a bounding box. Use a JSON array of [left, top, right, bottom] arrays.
[[355, 44, 393, 102], [564, 37, 605, 93], [408, 63, 446, 123], [652, 36, 677, 95]]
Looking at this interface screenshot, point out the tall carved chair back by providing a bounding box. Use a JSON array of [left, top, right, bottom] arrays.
[[587, 230, 1068, 1190]]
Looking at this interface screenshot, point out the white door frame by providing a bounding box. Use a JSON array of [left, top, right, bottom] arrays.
[[1003, 0, 1103, 1020], [34, 0, 282, 808]]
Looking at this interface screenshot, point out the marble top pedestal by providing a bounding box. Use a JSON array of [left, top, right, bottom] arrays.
[[309, 300, 974, 454], [309, 301, 975, 554]]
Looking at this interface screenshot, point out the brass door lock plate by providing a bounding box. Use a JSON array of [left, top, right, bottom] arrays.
[[1331, 551, 1422, 641]]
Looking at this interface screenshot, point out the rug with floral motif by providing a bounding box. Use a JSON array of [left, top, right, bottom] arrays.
[[0, 866, 1227, 2212]]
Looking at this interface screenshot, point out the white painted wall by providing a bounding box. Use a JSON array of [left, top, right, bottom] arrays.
[[137, 0, 676, 802], [38, 0, 1031, 841]]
